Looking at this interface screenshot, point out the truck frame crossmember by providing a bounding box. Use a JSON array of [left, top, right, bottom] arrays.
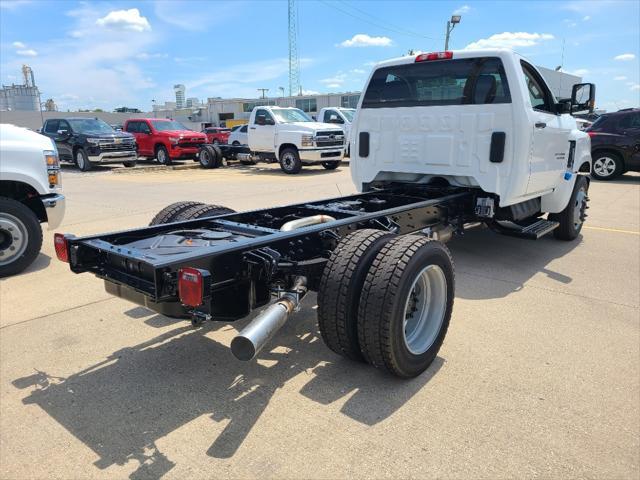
[[65, 185, 475, 321]]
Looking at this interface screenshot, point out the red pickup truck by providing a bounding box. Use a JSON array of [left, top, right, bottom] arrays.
[[124, 118, 206, 165], [202, 127, 231, 145]]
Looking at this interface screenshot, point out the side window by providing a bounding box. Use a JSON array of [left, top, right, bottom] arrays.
[[241, 125, 248, 133], [126, 121, 139, 133], [254, 109, 273, 125], [139, 121, 151, 134], [521, 61, 554, 113], [44, 120, 59, 133], [619, 113, 640, 130], [59, 120, 71, 132], [323, 110, 334, 123]]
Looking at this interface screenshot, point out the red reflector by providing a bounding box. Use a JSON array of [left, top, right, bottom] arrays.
[[54, 233, 69, 262], [587, 131, 597, 137], [416, 51, 453, 62], [178, 267, 209, 307]]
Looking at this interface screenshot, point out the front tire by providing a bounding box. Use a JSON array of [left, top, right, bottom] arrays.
[[156, 145, 171, 165], [317, 229, 395, 361], [75, 148, 92, 171], [122, 161, 137, 168], [199, 145, 222, 169], [279, 148, 302, 174], [357, 235, 455, 378], [322, 161, 340, 170], [549, 175, 589, 241], [591, 152, 623, 180], [0, 197, 43, 277]]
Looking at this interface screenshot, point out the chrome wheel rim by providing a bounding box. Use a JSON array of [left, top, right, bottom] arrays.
[[573, 187, 587, 228], [593, 156, 616, 177], [201, 150, 210, 166], [0, 213, 28, 266], [157, 149, 167, 164], [282, 153, 296, 170], [75, 150, 85, 169], [402, 264, 447, 355]]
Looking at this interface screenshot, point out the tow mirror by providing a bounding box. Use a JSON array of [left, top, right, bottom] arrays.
[[570, 83, 595, 114]]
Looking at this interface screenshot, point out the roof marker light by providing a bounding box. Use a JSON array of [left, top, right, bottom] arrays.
[[415, 51, 454, 62]]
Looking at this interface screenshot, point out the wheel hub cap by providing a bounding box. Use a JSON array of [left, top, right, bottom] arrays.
[[0, 214, 28, 266], [402, 264, 447, 355], [593, 157, 616, 177], [573, 187, 588, 228]]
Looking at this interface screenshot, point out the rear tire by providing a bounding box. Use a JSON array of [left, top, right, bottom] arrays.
[[279, 147, 302, 174], [75, 148, 92, 171], [591, 152, 623, 180], [175, 203, 236, 221], [317, 229, 395, 361], [156, 145, 171, 165], [357, 235, 455, 378], [0, 197, 43, 277], [199, 145, 221, 169], [122, 161, 137, 167], [549, 175, 589, 241], [322, 161, 340, 170], [149, 201, 204, 226]]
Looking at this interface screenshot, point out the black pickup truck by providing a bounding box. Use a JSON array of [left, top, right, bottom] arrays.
[[42, 117, 137, 171]]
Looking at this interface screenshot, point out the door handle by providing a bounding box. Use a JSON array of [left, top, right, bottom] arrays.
[[535, 122, 547, 129], [249, 127, 256, 130]]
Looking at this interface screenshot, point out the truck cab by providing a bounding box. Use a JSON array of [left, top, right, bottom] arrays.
[[247, 106, 345, 174], [351, 49, 594, 214], [318, 107, 356, 156], [1, 124, 65, 276]]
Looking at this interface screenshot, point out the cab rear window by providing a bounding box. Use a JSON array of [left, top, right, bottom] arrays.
[[362, 57, 511, 108]]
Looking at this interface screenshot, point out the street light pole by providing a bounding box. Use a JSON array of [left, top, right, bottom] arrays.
[[444, 15, 461, 50]]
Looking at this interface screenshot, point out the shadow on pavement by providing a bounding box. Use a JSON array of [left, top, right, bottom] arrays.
[[447, 226, 580, 299], [230, 163, 345, 177], [12, 301, 437, 479]]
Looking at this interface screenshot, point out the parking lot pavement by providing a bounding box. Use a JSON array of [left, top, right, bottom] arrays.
[[1, 165, 638, 479]]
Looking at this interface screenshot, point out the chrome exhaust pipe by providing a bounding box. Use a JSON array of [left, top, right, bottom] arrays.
[[231, 278, 306, 361], [280, 214, 336, 231]]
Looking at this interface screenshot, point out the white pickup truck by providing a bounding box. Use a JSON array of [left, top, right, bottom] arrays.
[[245, 106, 345, 174], [317, 107, 355, 156], [352, 48, 594, 227], [0, 124, 65, 276]]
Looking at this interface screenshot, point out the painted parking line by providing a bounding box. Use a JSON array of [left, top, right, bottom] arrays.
[[584, 225, 640, 235]]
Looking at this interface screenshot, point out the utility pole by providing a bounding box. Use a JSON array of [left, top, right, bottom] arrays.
[[258, 88, 269, 99], [288, 0, 301, 97], [444, 15, 461, 50]]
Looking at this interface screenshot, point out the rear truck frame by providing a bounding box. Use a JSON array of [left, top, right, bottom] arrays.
[[54, 177, 589, 378]]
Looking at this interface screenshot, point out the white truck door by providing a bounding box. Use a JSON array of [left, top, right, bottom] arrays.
[[520, 61, 571, 194], [249, 108, 276, 152]]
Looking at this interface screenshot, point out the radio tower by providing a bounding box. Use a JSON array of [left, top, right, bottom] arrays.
[[288, 0, 301, 96]]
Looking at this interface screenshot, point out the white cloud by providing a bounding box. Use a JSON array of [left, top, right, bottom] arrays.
[[301, 89, 320, 95], [614, 53, 636, 61], [465, 32, 554, 50], [326, 84, 341, 89], [614, 76, 627, 81], [453, 5, 470, 14], [96, 8, 151, 32], [0, 0, 32, 10], [12, 41, 26, 48], [339, 34, 392, 48], [630, 84, 640, 91], [136, 52, 168, 60], [566, 68, 589, 76], [582, 15, 591, 21], [154, 0, 237, 31], [16, 49, 37, 57], [350, 68, 366, 74]]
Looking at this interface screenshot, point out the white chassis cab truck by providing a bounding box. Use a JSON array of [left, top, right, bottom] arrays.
[[55, 49, 595, 378], [317, 107, 356, 156], [244, 106, 345, 174], [0, 124, 65, 277]]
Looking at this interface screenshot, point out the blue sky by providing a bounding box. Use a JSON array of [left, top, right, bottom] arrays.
[[1, 0, 638, 112]]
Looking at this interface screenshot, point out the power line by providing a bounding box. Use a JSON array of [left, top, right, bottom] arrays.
[[318, 0, 443, 44]]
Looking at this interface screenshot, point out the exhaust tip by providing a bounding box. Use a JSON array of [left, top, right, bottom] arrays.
[[231, 336, 256, 361]]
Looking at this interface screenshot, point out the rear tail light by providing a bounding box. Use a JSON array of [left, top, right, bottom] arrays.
[[587, 131, 597, 137], [54, 233, 69, 262], [178, 267, 211, 307], [416, 51, 453, 62]]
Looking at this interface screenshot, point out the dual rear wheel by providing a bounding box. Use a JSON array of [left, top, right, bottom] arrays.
[[318, 229, 454, 378]]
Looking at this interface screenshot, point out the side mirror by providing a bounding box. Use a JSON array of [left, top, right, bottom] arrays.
[[256, 115, 266, 126], [570, 83, 596, 114], [57, 129, 69, 136], [329, 115, 343, 124], [556, 98, 572, 114]]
